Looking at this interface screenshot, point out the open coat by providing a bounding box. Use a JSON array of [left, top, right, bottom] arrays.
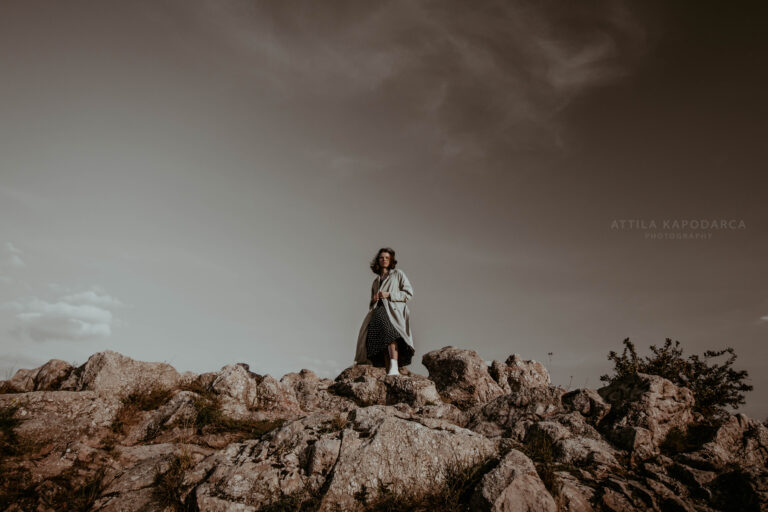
[[354, 268, 414, 365]]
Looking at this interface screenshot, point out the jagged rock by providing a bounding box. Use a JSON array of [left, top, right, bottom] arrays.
[[469, 448, 557, 512], [468, 386, 563, 439], [0, 391, 120, 448], [710, 466, 768, 512], [552, 470, 596, 512], [212, 363, 303, 420], [193, 411, 341, 510], [489, 354, 550, 393], [598, 373, 694, 460], [330, 365, 441, 408], [562, 388, 611, 425], [280, 368, 357, 413], [1, 349, 765, 512], [5, 359, 73, 392], [94, 443, 211, 512], [422, 347, 504, 410], [676, 414, 768, 470], [59, 351, 181, 398], [319, 405, 496, 511], [123, 390, 199, 445], [599, 476, 660, 511], [413, 402, 469, 428], [525, 419, 618, 467]]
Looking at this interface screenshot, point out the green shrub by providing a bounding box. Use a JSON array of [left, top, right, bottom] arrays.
[[600, 338, 753, 419]]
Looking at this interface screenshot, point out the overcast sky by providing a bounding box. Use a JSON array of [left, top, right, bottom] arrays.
[[1, 0, 766, 419]]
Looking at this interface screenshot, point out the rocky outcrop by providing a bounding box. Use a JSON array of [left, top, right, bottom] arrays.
[[330, 364, 441, 408], [489, 354, 551, 393], [470, 448, 557, 511], [0, 347, 765, 512], [422, 346, 505, 410], [212, 363, 304, 420], [3, 359, 73, 393], [59, 350, 182, 398], [598, 372, 695, 460]]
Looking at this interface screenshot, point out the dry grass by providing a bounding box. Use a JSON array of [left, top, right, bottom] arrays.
[[0, 400, 41, 457], [318, 413, 348, 434], [152, 450, 197, 512], [1, 460, 107, 512], [110, 385, 174, 435], [189, 395, 285, 439], [355, 455, 495, 512]]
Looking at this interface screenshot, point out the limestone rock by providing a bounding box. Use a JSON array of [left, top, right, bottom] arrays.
[[319, 405, 496, 511], [552, 470, 596, 512], [468, 386, 563, 439], [677, 413, 768, 470], [422, 346, 504, 410], [59, 351, 181, 398], [489, 354, 550, 393], [330, 364, 441, 408], [562, 388, 611, 425], [280, 368, 357, 413], [212, 363, 303, 420], [0, 391, 120, 448], [598, 373, 694, 460], [469, 448, 557, 512], [5, 359, 73, 392]]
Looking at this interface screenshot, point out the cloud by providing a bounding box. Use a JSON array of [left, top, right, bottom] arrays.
[[4, 287, 124, 342], [2, 242, 25, 268], [192, 0, 648, 159], [761, 315, 768, 322]]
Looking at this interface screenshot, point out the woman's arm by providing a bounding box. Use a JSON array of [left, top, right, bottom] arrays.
[[388, 270, 413, 302]]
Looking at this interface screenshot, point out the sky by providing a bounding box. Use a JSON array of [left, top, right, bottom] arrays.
[[1, 0, 766, 418]]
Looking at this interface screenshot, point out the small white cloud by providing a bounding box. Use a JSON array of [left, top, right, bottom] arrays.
[[61, 289, 124, 308], [2, 242, 25, 268], [761, 315, 768, 322], [6, 286, 123, 342]]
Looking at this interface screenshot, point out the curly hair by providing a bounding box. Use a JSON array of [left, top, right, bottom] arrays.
[[369, 247, 398, 275]]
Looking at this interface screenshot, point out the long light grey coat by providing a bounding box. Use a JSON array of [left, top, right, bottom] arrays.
[[354, 268, 414, 364]]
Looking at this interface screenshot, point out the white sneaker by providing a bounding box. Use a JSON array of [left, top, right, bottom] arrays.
[[387, 360, 399, 376]]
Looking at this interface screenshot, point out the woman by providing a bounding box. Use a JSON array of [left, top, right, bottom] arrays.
[[354, 247, 415, 375]]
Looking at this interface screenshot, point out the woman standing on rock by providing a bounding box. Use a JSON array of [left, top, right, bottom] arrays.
[[354, 247, 415, 375]]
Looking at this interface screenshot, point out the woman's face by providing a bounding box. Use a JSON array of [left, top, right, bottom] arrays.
[[378, 252, 391, 269]]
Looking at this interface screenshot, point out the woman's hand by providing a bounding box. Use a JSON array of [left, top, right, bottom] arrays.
[[379, 291, 390, 299]]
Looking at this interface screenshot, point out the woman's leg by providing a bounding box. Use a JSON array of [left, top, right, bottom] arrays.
[[388, 341, 399, 365]]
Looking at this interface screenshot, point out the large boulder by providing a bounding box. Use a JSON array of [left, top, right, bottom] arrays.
[[94, 443, 212, 512], [192, 411, 343, 510], [59, 351, 181, 398], [0, 391, 120, 448], [598, 373, 694, 460], [422, 347, 504, 410], [280, 369, 357, 413], [469, 448, 557, 512], [192, 406, 495, 511], [524, 418, 619, 467], [330, 365, 441, 408], [318, 405, 496, 511], [212, 363, 303, 420], [469, 386, 564, 439], [562, 388, 612, 426], [677, 414, 768, 470], [489, 354, 550, 393], [4, 359, 74, 392]]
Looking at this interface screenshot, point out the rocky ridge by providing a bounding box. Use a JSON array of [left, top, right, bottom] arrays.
[[1, 347, 766, 511]]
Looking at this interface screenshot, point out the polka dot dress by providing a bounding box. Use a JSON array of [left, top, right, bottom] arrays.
[[366, 298, 414, 368]]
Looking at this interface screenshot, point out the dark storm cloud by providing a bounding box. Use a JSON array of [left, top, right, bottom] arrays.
[[191, 0, 648, 161]]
